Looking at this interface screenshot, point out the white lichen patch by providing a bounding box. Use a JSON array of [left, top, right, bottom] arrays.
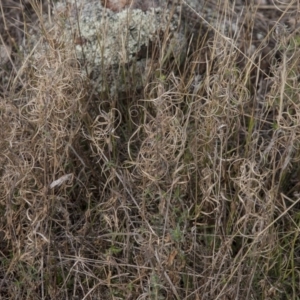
[[72, 8, 174, 66], [32, 0, 182, 94]]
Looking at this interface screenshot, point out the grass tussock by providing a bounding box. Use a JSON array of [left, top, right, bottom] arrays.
[[1, 0, 300, 299]]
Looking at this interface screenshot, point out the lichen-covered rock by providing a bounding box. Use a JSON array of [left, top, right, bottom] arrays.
[[25, 0, 298, 95], [28, 0, 184, 94]]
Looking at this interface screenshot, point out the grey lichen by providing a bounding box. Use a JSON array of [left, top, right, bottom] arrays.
[[25, 0, 291, 96], [25, 0, 244, 95], [38, 0, 183, 94]]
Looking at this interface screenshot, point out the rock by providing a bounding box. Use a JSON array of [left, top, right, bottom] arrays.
[[27, 0, 184, 94], [25, 0, 299, 94]]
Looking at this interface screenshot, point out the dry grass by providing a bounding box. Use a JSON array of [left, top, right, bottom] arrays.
[[1, 0, 300, 299]]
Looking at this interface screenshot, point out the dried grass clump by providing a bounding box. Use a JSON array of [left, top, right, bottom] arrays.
[[0, 35, 87, 297], [1, 0, 300, 299]]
